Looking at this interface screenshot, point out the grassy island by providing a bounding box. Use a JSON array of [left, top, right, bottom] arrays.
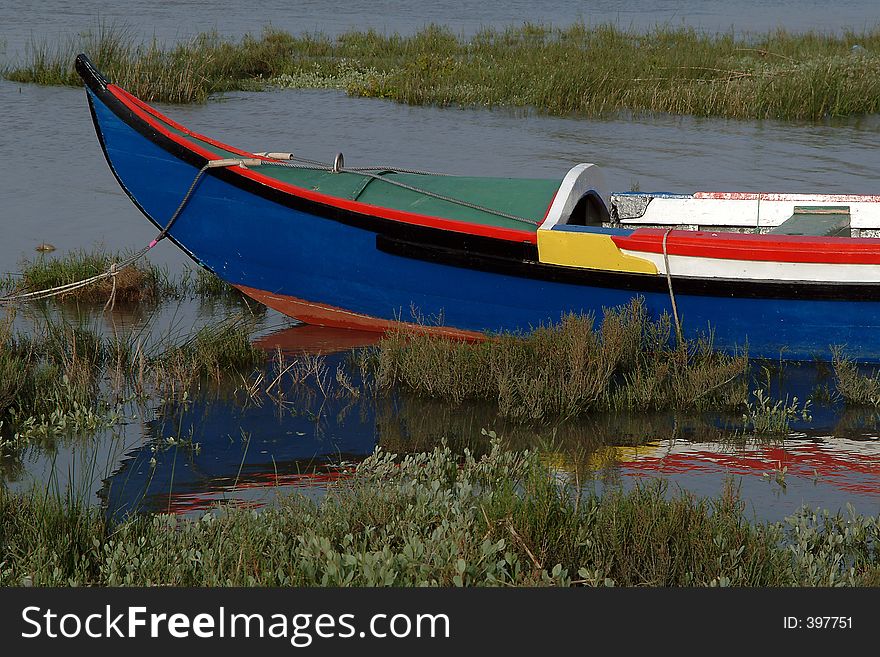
[[6, 23, 880, 120]]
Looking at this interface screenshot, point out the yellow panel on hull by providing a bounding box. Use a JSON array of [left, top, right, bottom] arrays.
[[537, 229, 658, 274]]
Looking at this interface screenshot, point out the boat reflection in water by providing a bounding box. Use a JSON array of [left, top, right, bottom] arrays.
[[584, 435, 880, 520], [608, 438, 880, 495], [101, 325, 880, 522], [254, 323, 382, 354], [100, 324, 382, 521]]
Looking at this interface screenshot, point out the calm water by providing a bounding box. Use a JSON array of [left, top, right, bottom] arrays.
[[2, 0, 879, 62], [2, 1, 880, 522]]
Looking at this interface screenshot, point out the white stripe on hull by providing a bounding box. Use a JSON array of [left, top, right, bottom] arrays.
[[620, 249, 880, 283]]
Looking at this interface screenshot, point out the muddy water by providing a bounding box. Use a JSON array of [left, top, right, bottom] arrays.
[[2, 2, 880, 522]]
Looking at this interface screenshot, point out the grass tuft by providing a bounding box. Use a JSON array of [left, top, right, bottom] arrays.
[[151, 315, 267, 393], [367, 299, 749, 419], [0, 309, 266, 443], [12, 249, 166, 304], [6, 22, 880, 120], [742, 388, 812, 435], [832, 349, 880, 407]]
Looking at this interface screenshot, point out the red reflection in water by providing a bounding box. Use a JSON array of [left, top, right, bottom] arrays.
[[150, 469, 351, 515], [255, 324, 381, 355], [618, 439, 880, 495]]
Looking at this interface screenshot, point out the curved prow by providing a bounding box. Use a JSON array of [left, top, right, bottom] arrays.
[[540, 163, 609, 230], [75, 53, 109, 92]]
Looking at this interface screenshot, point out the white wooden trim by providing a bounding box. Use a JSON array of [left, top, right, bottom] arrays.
[[540, 163, 606, 230]]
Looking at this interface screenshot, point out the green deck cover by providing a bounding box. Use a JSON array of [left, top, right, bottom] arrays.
[[161, 117, 561, 231]]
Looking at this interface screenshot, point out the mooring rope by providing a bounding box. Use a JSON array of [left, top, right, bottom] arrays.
[[0, 160, 231, 307], [0, 246, 151, 305], [0, 152, 536, 307], [661, 227, 684, 345], [262, 156, 539, 226]]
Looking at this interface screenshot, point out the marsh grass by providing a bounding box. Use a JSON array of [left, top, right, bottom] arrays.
[[7, 22, 880, 120], [193, 268, 236, 298], [4, 250, 264, 309], [2, 441, 879, 586], [742, 388, 812, 435], [832, 349, 880, 407], [11, 248, 169, 304], [0, 314, 112, 441], [0, 309, 266, 443], [187, 267, 266, 317], [353, 23, 880, 121], [151, 315, 267, 394], [5, 23, 319, 103], [368, 299, 749, 419]]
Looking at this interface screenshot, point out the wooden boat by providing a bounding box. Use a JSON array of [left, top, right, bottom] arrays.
[[76, 54, 880, 362]]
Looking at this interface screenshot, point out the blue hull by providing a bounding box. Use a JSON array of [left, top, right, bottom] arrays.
[[84, 86, 880, 362]]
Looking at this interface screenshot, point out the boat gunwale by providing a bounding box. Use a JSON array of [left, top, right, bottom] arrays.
[[75, 54, 880, 303], [75, 54, 545, 245]]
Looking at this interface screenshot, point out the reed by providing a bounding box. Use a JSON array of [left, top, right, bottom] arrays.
[[6, 23, 880, 120], [193, 268, 236, 298], [368, 299, 749, 419], [188, 267, 265, 316], [353, 23, 880, 121], [2, 441, 878, 586], [5, 249, 265, 307], [0, 315, 107, 436], [148, 315, 267, 393], [0, 309, 266, 442], [832, 350, 880, 407]]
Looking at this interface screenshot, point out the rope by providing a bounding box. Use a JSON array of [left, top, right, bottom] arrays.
[[662, 227, 683, 345], [0, 150, 537, 307], [0, 161, 226, 307], [756, 192, 762, 234], [264, 157, 539, 226], [0, 246, 150, 304]]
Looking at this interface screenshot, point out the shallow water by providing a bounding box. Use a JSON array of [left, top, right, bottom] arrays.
[[3, 314, 880, 523], [2, 2, 880, 524]]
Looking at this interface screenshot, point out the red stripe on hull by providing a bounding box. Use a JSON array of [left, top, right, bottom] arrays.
[[613, 228, 880, 265], [235, 285, 486, 341]]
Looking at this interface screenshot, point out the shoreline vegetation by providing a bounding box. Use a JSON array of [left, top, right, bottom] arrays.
[[4, 23, 880, 120], [5, 254, 880, 587], [0, 248, 251, 304], [1, 248, 876, 444], [2, 443, 879, 586]]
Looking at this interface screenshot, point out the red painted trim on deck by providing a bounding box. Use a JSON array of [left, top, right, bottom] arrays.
[[113, 86, 268, 159], [612, 228, 880, 264], [107, 85, 539, 245], [235, 284, 486, 340]]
